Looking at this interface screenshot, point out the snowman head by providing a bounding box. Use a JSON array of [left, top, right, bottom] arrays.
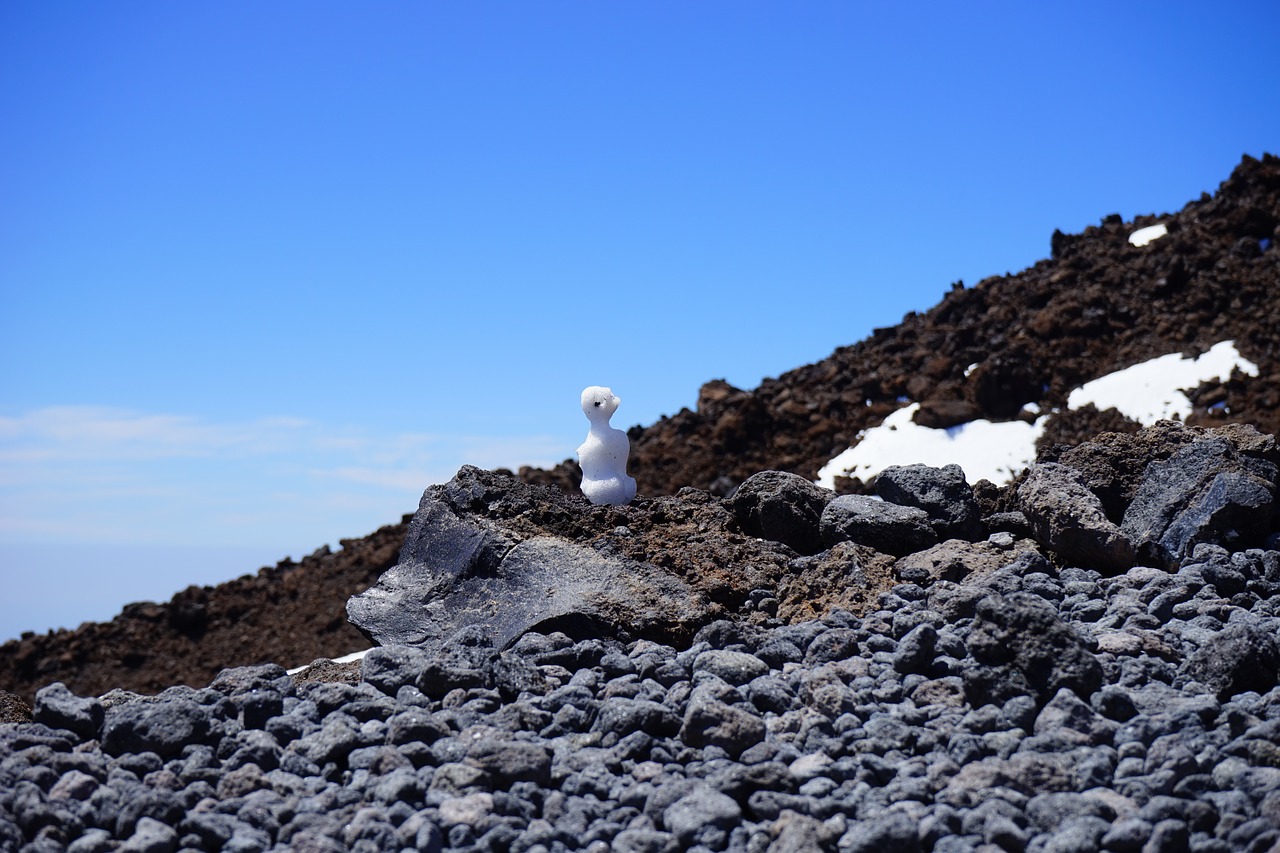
[[581, 386, 621, 422]]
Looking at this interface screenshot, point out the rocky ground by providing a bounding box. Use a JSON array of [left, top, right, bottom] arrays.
[[2, 420, 1279, 852], [1, 154, 1279, 851]]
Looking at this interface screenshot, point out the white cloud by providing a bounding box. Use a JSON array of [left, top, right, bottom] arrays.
[[0, 405, 568, 546]]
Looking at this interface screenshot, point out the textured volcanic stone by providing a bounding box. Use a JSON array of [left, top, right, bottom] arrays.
[[348, 474, 705, 651], [1122, 436, 1277, 568], [1183, 620, 1280, 698], [100, 699, 214, 759], [1018, 463, 1134, 572], [1, 690, 33, 724], [728, 470, 833, 556], [32, 683, 102, 739], [964, 592, 1102, 707], [876, 463, 983, 540], [820, 494, 938, 556]]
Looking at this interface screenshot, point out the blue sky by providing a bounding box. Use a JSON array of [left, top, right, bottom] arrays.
[[2, 2, 1277, 640]]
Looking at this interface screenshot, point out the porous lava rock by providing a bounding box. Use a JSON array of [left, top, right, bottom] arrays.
[[728, 470, 833, 556], [1017, 463, 1135, 573], [963, 592, 1103, 708], [875, 463, 983, 541]]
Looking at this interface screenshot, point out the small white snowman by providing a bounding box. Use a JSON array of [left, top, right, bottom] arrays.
[[576, 385, 637, 506]]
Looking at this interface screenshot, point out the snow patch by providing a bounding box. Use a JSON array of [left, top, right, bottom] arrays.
[[816, 403, 1046, 489], [1128, 223, 1168, 247], [819, 340, 1257, 489], [1066, 340, 1258, 425], [287, 648, 370, 675]]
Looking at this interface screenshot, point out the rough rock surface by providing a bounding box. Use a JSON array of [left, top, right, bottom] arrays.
[[1121, 434, 1278, 568], [1018, 463, 1135, 572]]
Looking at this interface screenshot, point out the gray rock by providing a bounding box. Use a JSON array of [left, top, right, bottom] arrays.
[[33, 683, 103, 739], [119, 816, 177, 853], [1183, 620, 1280, 698], [837, 810, 921, 853], [893, 622, 938, 674], [1102, 817, 1154, 852], [612, 828, 679, 853], [101, 699, 213, 759], [1122, 437, 1277, 568], [465, 739, 552, 785], [1018, 463, 1134, 572], [692, 650, 769, 685], [964, 592, 1102, 707], [663, 786, 741, 847], [593, 697, 680, 740], [1034, 688, 1114, 744], [361, 645, 430, 696], [821, 494, 938, 556], [877, 463, 983, 540], [680, 682, 766, 758], [1141, 819, 1188, 853], [728, 470, 834, 556], [349, 498, 701, 651]]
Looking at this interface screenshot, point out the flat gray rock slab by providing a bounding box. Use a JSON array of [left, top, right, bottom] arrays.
[[348, 498, 701, 652]]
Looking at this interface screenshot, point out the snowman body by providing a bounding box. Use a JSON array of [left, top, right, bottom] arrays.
[[576, 386, 637, 506]]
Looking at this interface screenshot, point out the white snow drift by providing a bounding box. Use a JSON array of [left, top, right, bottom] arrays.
[[1128, 222, 1169, 247], [816, 404, 1045, 489], [818, 340, 1258, 489]]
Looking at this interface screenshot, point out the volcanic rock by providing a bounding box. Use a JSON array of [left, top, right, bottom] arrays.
[[728, 470, 833, 556], [820, 494, 939, 556], [1018, 463, 1135, 572], [963, 591, 1103, 707], [875, 463, 983, 540], [1121, 433, 1278, 567]]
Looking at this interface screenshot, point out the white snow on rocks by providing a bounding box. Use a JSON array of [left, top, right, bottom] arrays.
[[1066, 340, 1259, 425], [819, 340, 1258, 489], [1128, 222, 1168, 247], [286, 648, 370, 675], [816, 403, 1047, 488]]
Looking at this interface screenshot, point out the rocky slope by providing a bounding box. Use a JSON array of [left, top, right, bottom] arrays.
[[521, 153, 1280, 497], [1, 153, 1277, 708], [2, 419, 1279, 852]]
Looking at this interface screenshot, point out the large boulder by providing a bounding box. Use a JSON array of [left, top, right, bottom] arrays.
[[728, 470, 833, 556], [876, 463, 983, 540], [348, 466, 796, 654], [1121, 435, 1277, 568], [1018, 463, 1134, 572], [349, 519, 701, 652]]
